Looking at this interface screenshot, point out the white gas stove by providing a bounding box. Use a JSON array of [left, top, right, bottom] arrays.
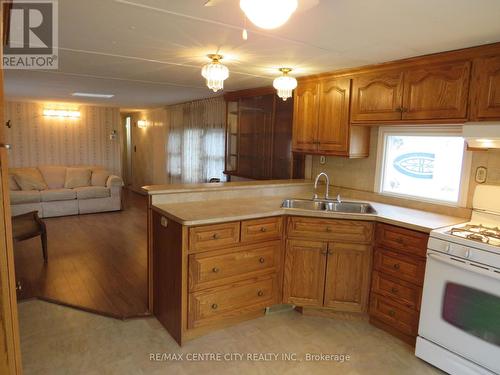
[[416, 185, 500, 375]]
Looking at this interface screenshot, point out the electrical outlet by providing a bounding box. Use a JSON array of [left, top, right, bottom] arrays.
[[475, 166, 488, 184], [319, 156, 326, 165]]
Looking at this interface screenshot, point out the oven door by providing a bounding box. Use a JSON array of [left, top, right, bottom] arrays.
[[419, 250, 500, 373]]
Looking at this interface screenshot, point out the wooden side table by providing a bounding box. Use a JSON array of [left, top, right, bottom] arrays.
[[12, 211, 48, 263]]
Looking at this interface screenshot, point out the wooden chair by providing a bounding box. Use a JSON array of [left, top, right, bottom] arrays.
[[12, 211, 48, 263]]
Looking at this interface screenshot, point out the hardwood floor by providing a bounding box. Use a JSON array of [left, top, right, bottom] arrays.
[[13, 189, 148, 319]]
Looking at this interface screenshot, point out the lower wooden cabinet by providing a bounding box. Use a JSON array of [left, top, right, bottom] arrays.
[[283, 223, 373, 313], [283, 239, 327, 307]]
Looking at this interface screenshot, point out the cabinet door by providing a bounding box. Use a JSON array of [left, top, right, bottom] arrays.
[[402, 61, 470, 120], [470, 55, 500, 120], [283, 239, 327, 307], [323, 242, 371, 313], [292, 81, 319, 152], [317, 77, 351, 154], [351, 70, 404, 122]]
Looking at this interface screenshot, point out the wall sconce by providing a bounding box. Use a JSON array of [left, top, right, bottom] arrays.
[[137, 120, 147, 129], [43, 109, 81, 119]]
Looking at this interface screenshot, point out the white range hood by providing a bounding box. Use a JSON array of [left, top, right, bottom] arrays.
[[462, 122, 500, 149]]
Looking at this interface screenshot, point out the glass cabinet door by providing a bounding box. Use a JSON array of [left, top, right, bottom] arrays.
[[225, 100, 238, 173]]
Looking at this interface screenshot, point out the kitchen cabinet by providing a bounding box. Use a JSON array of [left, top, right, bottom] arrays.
[[283, 217, 373, 313], [351, 70, 404, 122], [224, 88, 304, 180], [369, 223, 428, 345], [402, 61, 470, 120], [292, 77, 370, 157], [282, 239, 327, 307], [351, 61, 470, 123], [470, 55, 500, 120]]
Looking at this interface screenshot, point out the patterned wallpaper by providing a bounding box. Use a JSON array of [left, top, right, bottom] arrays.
[[4, 101, 123, 175]]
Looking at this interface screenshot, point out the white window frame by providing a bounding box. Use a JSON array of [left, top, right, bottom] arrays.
[[374, 126, 471, 207]]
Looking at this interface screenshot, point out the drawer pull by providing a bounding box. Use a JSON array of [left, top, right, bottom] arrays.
[[393, 263, 401, 270], [259, 257, 265, 264], [391, 287, 398, 294], [211, 303, 218, 310], [259, 227, 267, 233], [325, 227, 332, 232], [212, 267, 220, 273], [212, 233, 220, 240], [257, 290, 264, 297], [388, 310, 396, 317]]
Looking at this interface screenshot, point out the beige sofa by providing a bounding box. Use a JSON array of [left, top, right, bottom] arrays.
[[9, 166, 124, 218]]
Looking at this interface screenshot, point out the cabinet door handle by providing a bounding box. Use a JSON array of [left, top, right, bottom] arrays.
[[393, 263, 401, 270], [259, 227, 267, 233], [327, 250, 333, 256], [211, 303, 218, 310], [395, 237, 405, 244], [325, 227, 332, 232], [257, 290, 264, 297], [401, 107, 408, 112], [391, 287, 398, 294], [212, 267, 220, 273], [259, 257, 265, 264], [212, 233, 219, 240]]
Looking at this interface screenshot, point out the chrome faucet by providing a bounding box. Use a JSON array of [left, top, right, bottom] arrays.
[[313, 172, 330, 200]]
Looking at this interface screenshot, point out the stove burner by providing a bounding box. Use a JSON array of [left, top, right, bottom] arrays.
[[449, 224, 500, 246], [465, 233, 490, 243]]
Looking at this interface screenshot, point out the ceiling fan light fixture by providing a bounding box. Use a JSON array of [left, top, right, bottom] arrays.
[[201, 54, 229, 92], [273, 68, 297, 101], [240, 0, 298, 29]]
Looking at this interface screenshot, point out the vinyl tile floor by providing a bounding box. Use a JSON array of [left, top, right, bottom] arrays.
[[18, 300, 443, 375]]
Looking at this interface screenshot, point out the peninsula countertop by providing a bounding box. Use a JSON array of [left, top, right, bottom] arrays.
[[151, 195, 468, 233]]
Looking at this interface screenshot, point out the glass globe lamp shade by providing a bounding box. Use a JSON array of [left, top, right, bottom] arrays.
[[240, 0, 298, 29], [201, 58, 229, 92], [273, 74, 297, 101]]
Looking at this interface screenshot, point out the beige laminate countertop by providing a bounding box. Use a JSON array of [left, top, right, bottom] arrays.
[[152, 196, 468, 233]]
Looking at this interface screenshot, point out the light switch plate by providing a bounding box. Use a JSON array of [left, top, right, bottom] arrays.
[[475, 166, 488, 184]]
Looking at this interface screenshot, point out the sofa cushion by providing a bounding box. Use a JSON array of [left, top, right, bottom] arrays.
[[10, 190, 41, 204], [39, 165, 67, 189], [91, 169, 110, 187], [12, 168, 47, 191], [9, 174, 20, 191], [64, 167, 91, 189], [75, 186, 110, 200], [40, 188, 77, 202]]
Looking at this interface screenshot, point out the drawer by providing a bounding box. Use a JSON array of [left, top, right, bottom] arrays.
[[371, 270, 422, 311], [189, 241, 281, 291], [287, 217, 374, 243], [189, 222, 240, 252], [188, 276, 277, 328], [241, 217, 282, 243], [369, 293, 419, 336], [373, 248, 426, 286], [376, 223, 428, 258]]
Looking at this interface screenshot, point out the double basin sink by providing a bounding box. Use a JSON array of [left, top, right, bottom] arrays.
[[282, 198, 377, 215]]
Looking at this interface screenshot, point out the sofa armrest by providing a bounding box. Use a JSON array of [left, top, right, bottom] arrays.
[[106, 175, 124, 188]]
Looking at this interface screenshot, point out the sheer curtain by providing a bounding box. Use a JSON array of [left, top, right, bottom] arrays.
[[167, 97, 226, 184]]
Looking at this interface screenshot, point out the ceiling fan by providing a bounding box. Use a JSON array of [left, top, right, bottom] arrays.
[[204, 0, 319, 30]]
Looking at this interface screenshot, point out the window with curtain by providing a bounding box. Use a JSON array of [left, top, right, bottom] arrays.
[[167, 97, 226, 184]]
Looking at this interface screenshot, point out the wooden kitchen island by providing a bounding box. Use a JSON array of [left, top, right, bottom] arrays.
[[145, 181, 467, 346]]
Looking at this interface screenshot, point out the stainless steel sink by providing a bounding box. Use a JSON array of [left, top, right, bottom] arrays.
[[281, 198, 377, 215]]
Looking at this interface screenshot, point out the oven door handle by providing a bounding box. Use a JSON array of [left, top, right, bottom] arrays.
[[428, 253, 500, 281]]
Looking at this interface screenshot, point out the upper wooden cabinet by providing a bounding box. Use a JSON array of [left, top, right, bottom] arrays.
[[402, 61, 470, 120], [351, 70, 404, 122], [292, 81, 320, 153], [292, 77, 370, 157], [470, 55, 500, 120], [351, 61, 470, 123]]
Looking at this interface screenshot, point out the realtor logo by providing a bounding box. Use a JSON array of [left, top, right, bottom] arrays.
[[2, 0, 58, 69]]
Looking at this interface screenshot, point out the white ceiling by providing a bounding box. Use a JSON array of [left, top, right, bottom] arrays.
[[5, 0, 500, 110]]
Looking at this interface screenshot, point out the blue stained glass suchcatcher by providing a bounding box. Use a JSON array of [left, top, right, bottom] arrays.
[[393, 152, 435, 179]]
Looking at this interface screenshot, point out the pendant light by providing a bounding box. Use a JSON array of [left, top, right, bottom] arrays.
[[201, 54, 229, 92], [273, 68, 297, 101], [240, 0, 298, 29]]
